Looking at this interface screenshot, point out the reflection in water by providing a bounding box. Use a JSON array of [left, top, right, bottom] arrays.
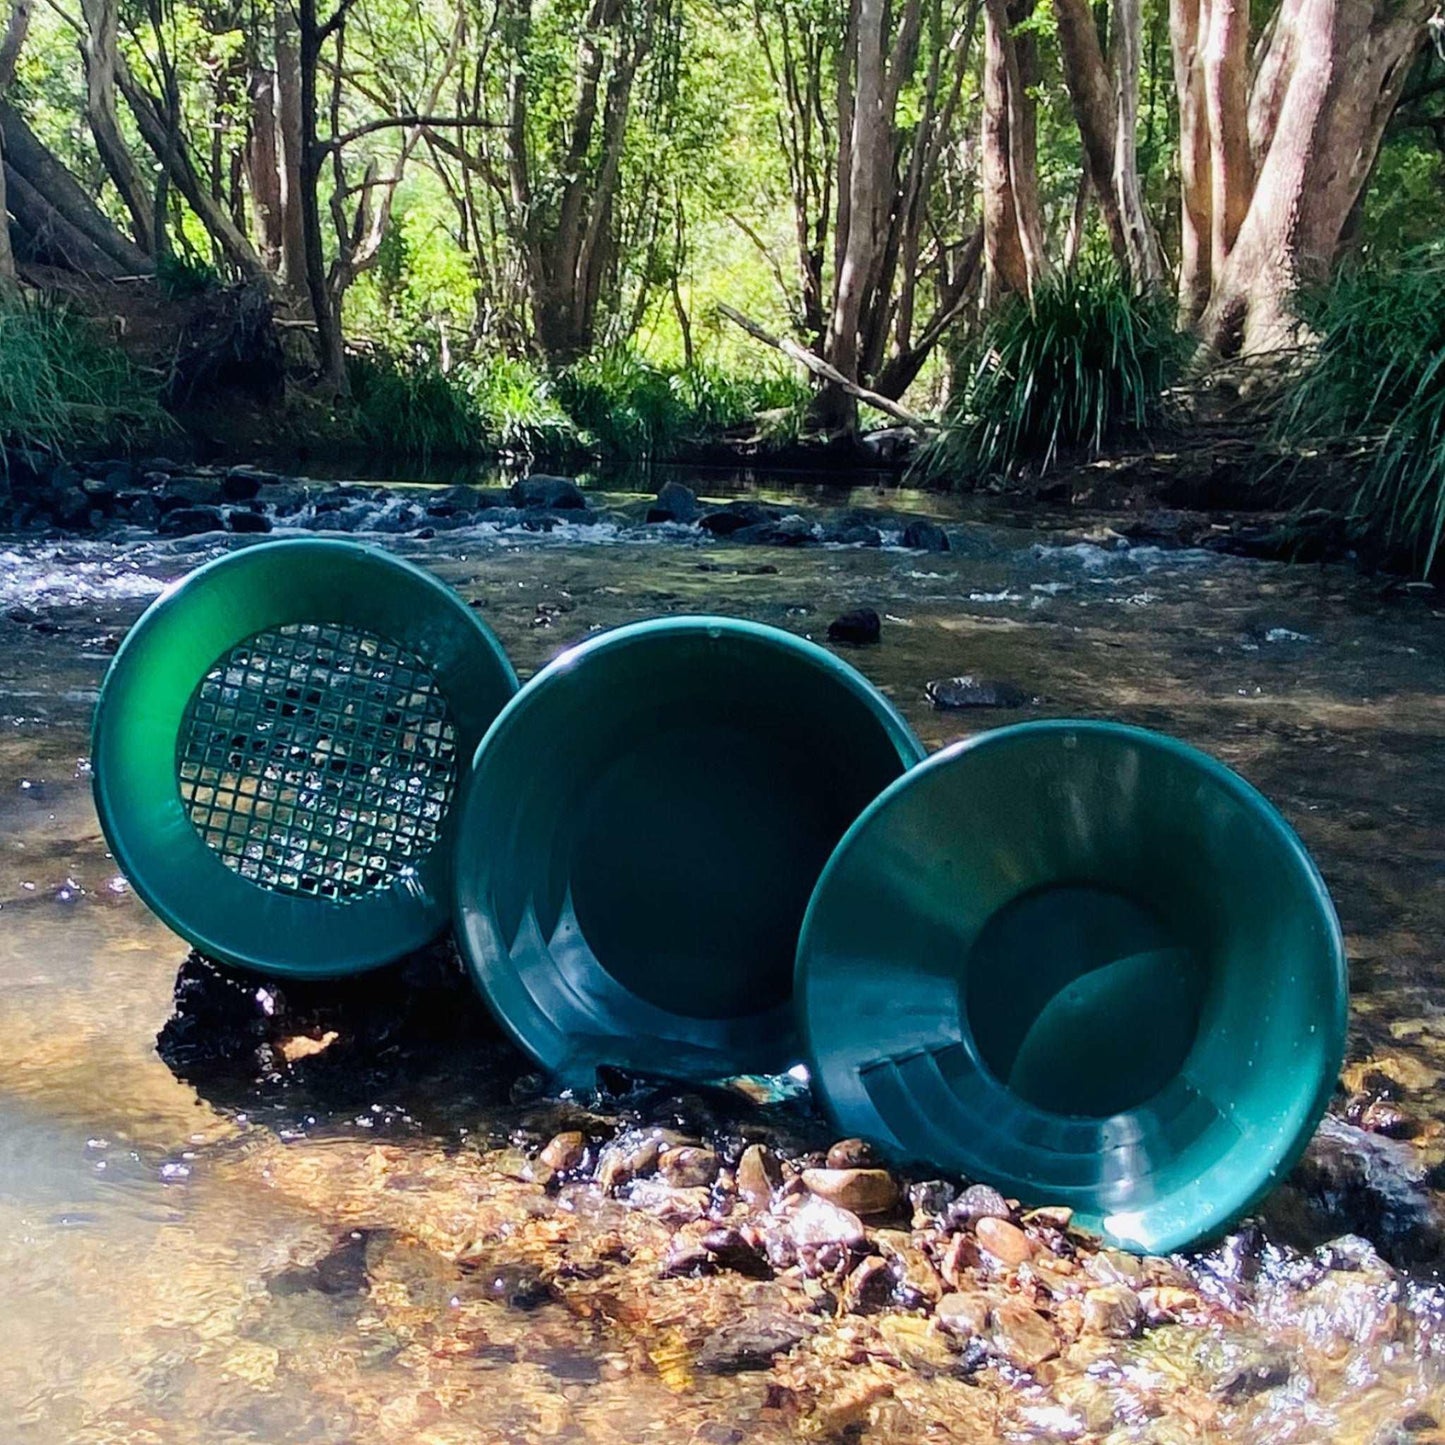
[[0, 492, 1444, 1441]]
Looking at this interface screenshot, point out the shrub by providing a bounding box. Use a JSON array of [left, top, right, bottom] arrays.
[[0, 288, 166, 459], [346, 348, 486, 458], [920, 262, 1185, 484], [1276, 246, 1445, 574]]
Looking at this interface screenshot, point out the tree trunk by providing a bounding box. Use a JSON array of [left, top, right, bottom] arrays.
[[274, 0, 309, 295], [1170, 0, 1212, 324], [981, 0, 1046, 302], [0, 0, 30, 282], [81, 0, 155, 253], [245, 62, 283, 269], [1190, 0, 1430, 353], [1052, 0, 1164, 287], [0, 102, 151, 274]]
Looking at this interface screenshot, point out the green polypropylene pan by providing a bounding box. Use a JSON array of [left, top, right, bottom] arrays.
[[92, 538, 517, 976], [795, 720, 1347, 1255], [452, 616, 925, 1086]]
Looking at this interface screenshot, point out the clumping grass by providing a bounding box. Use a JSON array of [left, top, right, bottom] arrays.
[[347, 342, 811, 466], [552, 349, 811, 467], [1276, 245, 1445, 575], [0, 288, 166, 460], [920, 261, 1185, 484]]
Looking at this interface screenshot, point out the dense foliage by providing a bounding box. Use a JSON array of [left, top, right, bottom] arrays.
[[923, 263, 1184, 480], [1277, 249, 1445, 573]]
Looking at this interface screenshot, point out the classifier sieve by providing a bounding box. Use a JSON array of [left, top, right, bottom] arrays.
[[92, 538, 517, 976]]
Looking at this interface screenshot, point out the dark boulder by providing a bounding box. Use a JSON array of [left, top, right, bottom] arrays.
[[647, 480, 699, 524], [160, 475, 226, 508], [226, 508, 273, 534], [511, 474, 587, 510], [926, 675, 1032, 709], [222, 466, 280, 501], [699, 501, 782, 536], [827, 609, 881, 645], [902, 519, 950, 552], [160, 505, 227, 537]]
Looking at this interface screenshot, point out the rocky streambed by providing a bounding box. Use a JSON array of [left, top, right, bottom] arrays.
[[0, 476, 1442, 1443]]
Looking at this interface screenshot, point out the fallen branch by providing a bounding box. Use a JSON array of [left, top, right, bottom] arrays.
[[716, 303, 935, 434]]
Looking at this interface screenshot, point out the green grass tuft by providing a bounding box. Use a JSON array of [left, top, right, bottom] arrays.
[[920, 262, 1185, 485], [0, 288, 167, 459], [1276, 245, 1445, 575]]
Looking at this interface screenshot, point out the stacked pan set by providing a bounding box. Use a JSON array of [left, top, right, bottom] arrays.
[[93, 539, 1347, 1254]]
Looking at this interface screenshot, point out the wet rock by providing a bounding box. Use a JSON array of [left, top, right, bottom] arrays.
[[138, 454, 183, 476], [1023, 1205, 1074, 1231], [926, 675, 1032, 710], [976, 1216, 1036, 1266], [226, 508, 273, 534], [801, 1167, 899, 1216], [1217, 1350, 1293, 1400], [874, 1230, 943, 1305], [935, 1291, 991, 1337], [825, 1138, 880, 1169], [661, 1227, 713, 1277], [909, 1179, 956, 1227], [737, 1143, 783, 1208], [425, 484, 486, 515], [991, 1300, 1059, 1368], [949, 1183, 1013, 1227], [659, 1145, 719, 1188], [159, 505, 227, 536], [939, 1231, 982, 1288], [540, 1130, 586, 1172], [469, 1260, 556, 1310], [160, 474, 226, 508], [596, 1132, 663, 1192], [789, 1195, 867, 1249], [116, 491, 161, 527], [221, 467, 273, 501], [859, 427, 916, 465], [733, 513, 817, 546], [845, 1254, 894, 1313], [695, 1314, 810, 1374], [700, 1226, 772, 1278], [826, 610, 881, 646], [647, 480, 699, 524], [268, 1231, 372, 1297], [902, 519, 950, 551], [1081, 1285, 1142, 1338], [511, 474, 586, 510], [698, 501, 781, 536]]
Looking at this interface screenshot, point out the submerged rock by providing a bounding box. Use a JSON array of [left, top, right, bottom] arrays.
[[801, 1167, 899, 1216], [902, 519, 950, 551], [736, 1143, 783, 1208], [826, 609, 882, 645], [159, 504, 227, 536], [695, 1314, 810, 1373], [926, 675, 1033, 709]]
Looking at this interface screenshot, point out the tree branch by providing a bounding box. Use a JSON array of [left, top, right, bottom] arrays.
[[717, 303, 934, 433], [323, 113, 501, 154]]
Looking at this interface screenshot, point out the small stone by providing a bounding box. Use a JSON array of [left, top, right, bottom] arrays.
[[940, 1231, 982, 1288], [1082, 1285, 1142, 1338], [596, 1133, 661, 1192], [976, 1216, 1036, 1267], [801, 1167, 899, 1216], [935, 1291, 991, 1337], [660, 1228, 712, 1278], [1023, 1205, 1075, 1231], [159, 505, 227, 536], [659, 1145, 719, 1188], [826, 610, 881, 646], [226, 508, 273, 533], [540, 1131, 586, 1172], [845, 1255, 894, 1313], [695, 1315, 810, 1374], [737, 1144, 783, 1208], [950, 1183, 1014, 1226], [991, 1300, 1059, 1368], [909, 1179, 956, 1227], [789, 1195, 866, 1249], [874, 1230, 943, 1304], [926, 676, 1031, 710], [825, 1138, 879, 1169], [700, 1226, 772, 1278], [902, 519, 950, 551]]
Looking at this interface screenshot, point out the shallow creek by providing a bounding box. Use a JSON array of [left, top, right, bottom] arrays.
[[0, 479, 1443, 1444]]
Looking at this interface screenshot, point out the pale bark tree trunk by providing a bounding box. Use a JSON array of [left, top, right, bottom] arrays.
[[1177, 0, 1430, 353], [275, 1, 309, 295], [246, 62, 284, 271], [81, 0, 155, 253], [981, 0, 1046, 302], [1051, 0, 1164, 287]]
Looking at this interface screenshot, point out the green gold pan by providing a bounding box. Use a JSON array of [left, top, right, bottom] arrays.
[[796, 720, 1347, 1255], [452, 616, 925, 1086], [92, 538, 517, 976]]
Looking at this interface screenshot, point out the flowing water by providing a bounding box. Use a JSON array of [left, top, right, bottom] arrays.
[[1, 476, 1443, 1443]]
